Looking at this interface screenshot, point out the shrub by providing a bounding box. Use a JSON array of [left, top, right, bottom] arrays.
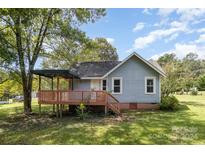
[[75, 102, 89, 120], [191, 90, 198, 95], [160, 95, 179, 111], [190, 88, 198, 95]]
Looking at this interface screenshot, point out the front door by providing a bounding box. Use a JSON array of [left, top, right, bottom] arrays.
[[91, 80, 100, 90], [90, 80, 100, 100]]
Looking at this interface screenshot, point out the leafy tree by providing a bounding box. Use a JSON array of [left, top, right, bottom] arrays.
[[160, 62, 180, 96], [157, 53, 177, 66], [158, 52, 205, 95], [0, 8, 105, 114], [91, 38, 118, 61], [0, 79, 22, 99], [41, 37, 118, 69], [198, 75, 205, 91], [0, 69, 22, 100]]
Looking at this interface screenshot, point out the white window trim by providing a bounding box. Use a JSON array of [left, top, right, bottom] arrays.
[[112, 77, 123, 94], [145, 76, 156, 94], [101, 79, 107, 91]]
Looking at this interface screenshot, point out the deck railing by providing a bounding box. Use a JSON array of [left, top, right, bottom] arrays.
[[38, 90, 106, 105], [38, 90, 120, 114]]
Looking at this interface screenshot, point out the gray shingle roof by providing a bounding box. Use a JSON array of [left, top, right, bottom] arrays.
[[70, 61, 121, 78], [70, 59, 165, 78], [148, 60, 166, 75]]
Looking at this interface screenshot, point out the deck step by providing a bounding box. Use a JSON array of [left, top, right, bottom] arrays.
[[106, 93, 121, 115]]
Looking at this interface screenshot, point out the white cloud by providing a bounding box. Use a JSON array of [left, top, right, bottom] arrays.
[[157, 9, 176, 17], [153, 18, 169, 27], [142, 9, 152, 15], [133, 23, 188, 49], [197, 28, 205, 33], [170, 21, 186, 28], [177, 9, 205, 22], [155, 9, 205, 32], [165, 33, 179, 43], [129, 9, 205, 59], [133, 22, 145, 32], [157, 9, 205, 22], [195, 34, 205, 43], [150, 43, 205, 60], [125, 48, 135, 53], [106, 38, 115, 44], [134, 35, 155, 49], [150, 51, 172, 60], [192, 18, 205, 25]]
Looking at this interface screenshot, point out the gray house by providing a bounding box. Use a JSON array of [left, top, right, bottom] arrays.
[[70, 52, 165, 109], [34, 52, 165, 115]]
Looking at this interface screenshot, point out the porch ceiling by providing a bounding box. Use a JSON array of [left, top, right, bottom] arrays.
[[31, 69, 80, 79]]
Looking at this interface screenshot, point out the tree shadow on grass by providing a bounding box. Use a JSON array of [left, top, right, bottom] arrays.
[[99, 104, 205, 144], [181, 101, 205, 107], [177, 103, 190, 111], [0, 102, 205, 144]]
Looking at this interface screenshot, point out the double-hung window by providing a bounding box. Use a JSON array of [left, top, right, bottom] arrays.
[[145, 77, 156, 94], [112, 77, 122, 94], [102, 79, 107, 91]]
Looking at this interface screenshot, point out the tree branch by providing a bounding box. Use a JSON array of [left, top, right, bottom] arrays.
[[0, 79, 8, 84], [31, 9, 54, 67], [15, 15, 27, 85], [0, 16, 16, 34]]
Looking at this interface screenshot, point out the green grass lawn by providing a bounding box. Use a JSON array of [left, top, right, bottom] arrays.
[[0, 94, 205, 145]]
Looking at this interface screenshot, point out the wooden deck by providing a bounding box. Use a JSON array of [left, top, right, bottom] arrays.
[[37, 90, 120, 116]]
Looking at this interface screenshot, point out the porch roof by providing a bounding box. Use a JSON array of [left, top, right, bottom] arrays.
[[31, 69, 80, 79]]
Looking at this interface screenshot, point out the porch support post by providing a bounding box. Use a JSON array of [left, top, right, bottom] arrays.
[[56, 104, 59, 118], [38, 75, 41, 91], [53, 104, 56, 113], [104, 105, 107, 116], [72, 75, 74, 90], [60, 104, 63, 118], [56, 77, 60, 118], [38, 75, 42, 116], [39, 103, 41, 116], [57, 77, 60, 104], [51, 77, 54, 90], [51, 77, 55, 113], [57, 77, 60, 91], [67, 79, 70, 90]]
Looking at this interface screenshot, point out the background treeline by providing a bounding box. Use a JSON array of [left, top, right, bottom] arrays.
[[157, 52, 205, 96]]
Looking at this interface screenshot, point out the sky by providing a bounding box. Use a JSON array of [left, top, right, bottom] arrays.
[[80, 8, 205, 60]]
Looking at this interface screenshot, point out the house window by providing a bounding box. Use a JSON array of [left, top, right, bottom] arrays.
[[112, 77, 122, 94], [145, 77, 156, 94], [102, 79, 107, 91]]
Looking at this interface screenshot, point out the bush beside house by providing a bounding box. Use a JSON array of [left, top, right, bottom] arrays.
[[160, 95, 179, 111]]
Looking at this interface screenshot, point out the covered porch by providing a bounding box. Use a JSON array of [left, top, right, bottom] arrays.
[[32, 69, 120, 118]]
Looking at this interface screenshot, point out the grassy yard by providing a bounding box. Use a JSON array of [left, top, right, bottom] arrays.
[[0, 94, 205, 145]]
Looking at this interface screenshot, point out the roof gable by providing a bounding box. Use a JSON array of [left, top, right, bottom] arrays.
[[102, 52, 166, 78]]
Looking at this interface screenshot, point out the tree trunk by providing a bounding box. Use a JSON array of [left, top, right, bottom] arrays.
[[22, 73, 33, 114], [23, 89, 32, 114]]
